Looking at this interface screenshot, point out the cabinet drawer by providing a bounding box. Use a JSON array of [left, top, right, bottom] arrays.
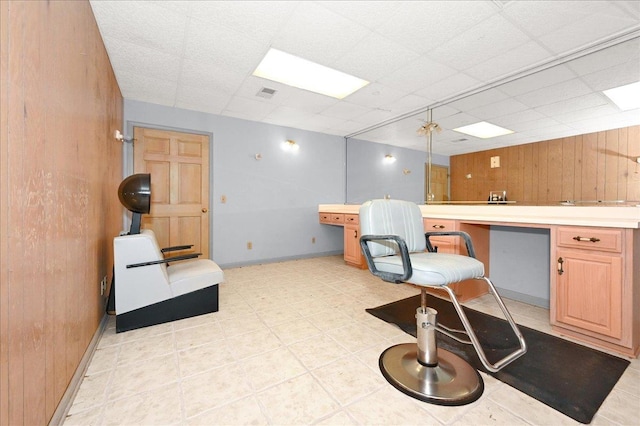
[[330, 213, 345, 224], [557, 227, 622, 253], [345, 214, 359, 225], [319, 213, 332, 224], [423, 218, 456, 232]]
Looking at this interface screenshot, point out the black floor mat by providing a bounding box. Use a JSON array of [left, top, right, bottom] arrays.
[[366, 294, 630, 424]]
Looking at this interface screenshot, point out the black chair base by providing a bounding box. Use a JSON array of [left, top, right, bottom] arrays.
[[379, 343, 484, 406], [116, 284, 219, 333]]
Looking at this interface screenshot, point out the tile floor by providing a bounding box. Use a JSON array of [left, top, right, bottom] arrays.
[[64, 256, 640, 425]]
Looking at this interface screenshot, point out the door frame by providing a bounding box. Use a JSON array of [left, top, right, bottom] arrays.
[[425, 163, 450, 202], [123, 121, 214, 255]]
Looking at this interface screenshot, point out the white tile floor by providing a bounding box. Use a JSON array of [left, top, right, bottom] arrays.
[[64, 256, 640, 425]]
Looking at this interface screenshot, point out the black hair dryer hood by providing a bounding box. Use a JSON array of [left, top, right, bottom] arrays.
[[118, 173, 151, 234], [118, 173, 151, 213]]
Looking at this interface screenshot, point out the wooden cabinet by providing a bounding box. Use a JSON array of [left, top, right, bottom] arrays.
[[422, 218, 488, 302], [551, 226, 638, 357], [344, 214, 365, 268], [423, 218, 458, 254]]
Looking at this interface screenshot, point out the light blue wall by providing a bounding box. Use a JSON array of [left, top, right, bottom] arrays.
[[346, 137, 449, 204], [489, 226, 551, 308], [123, 100, 347, 267], [123, 100, 443, 267]]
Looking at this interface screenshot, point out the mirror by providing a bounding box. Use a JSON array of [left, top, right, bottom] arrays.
[[346, 36, 640, 204]]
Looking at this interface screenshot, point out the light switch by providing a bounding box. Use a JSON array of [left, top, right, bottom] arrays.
[[490, 156, 500, 168]]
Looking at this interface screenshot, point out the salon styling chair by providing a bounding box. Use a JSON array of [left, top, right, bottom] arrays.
[[359, 199, 526, 405]]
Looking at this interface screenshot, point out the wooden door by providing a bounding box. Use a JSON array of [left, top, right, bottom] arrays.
[[133, 127, 210, 257], [426, 164, 449, 202]]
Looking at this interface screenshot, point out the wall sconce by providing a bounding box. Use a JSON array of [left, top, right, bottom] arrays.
[[114, 130, 133, 143], [281, 139, 300, 152], [383, 154, 396, 164]]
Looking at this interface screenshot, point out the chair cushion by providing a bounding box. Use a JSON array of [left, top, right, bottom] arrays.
[[168, 259, 224, 297], [372, 252, 484, 286]]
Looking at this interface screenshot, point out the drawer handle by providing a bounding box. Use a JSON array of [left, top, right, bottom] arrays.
[[557, 257, 564, 275], [353, 230, 358, 238], [432, 225, 445, 229], [572, 236, 601, 243]]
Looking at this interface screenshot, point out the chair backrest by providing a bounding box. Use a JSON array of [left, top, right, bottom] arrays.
[[113, 229, 172, 314], [359, 199, 426, 257]]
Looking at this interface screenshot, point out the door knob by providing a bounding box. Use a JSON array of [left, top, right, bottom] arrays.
[[201, 208, 208, 213]]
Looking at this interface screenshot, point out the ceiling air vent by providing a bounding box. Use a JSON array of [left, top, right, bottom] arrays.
[[256, 87, 277, 99]]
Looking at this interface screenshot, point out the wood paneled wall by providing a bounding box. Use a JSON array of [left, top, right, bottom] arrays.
[[0, 1, 122, 424], [450, 125, 640, 203]]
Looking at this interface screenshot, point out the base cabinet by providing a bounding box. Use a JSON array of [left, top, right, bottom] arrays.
[[423, 218, 488, 302], [551, 226, 638, 357], [344, 215, 365, 268], [554, 248, 622, 339]]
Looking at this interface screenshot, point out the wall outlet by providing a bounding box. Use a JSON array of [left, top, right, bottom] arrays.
[[100, 276, 107, 296], [490, 156, 500, 168], [247, 241, 252, 250]]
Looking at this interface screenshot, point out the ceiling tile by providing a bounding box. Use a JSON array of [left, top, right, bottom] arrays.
[[430, 13, 532, 71], [331, 33, 421, 82], [183, 21, 269, 72], [271, 2, 371, 66], [378, 56, 457, 93], [515, 78, 594, 108], [320, 102, 371, 120], [175, 85, 231, 115], [375, 1, 498, 55], [104, 38, 182, 86], [537, 8, 640, 54], [413, 73, 481, 102], [90, 0, 188, 56], [464, 41, 551, 82]]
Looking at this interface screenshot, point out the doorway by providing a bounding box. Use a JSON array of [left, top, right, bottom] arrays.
[[133, 127, 210, 257], [425, 164, 450, 202]]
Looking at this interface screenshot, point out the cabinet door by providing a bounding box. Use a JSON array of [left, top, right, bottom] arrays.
[[555, 248, 623, 339], [344, 223, 364, 268]]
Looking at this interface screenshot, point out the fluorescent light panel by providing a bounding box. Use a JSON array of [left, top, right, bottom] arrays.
[[453, 121, 514, 139], [603, 81, 640, 111], [253, 48, 369, 99]]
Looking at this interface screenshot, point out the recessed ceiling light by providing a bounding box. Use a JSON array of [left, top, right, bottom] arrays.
[[603, 81, 640, 111], [453, 121, 514, 139], [253, 48, 369, 99]]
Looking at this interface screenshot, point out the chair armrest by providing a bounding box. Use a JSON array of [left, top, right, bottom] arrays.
[[425, 231, 477, 258], [359, 234, 412, 283], [161, 244, 194, 253], [126, 253, 202, 269]]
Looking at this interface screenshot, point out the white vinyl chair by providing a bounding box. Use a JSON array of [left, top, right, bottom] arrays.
[[113, 229, 223, 332], [360, 199, 526, 405]]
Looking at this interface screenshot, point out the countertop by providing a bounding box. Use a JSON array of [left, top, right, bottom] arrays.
[[318, 203, 640, 229]]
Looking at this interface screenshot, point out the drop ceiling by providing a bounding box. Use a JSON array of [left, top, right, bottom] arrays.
[[89, 0, 640, 156]]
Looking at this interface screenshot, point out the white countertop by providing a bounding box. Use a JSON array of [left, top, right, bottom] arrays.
[[319, 203, 640, 229]]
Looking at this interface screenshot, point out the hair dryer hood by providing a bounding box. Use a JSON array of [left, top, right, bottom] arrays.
[[118, 173, 151, 214]]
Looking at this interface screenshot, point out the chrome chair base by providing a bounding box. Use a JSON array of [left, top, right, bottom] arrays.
[[379, 343, 484, 406]]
